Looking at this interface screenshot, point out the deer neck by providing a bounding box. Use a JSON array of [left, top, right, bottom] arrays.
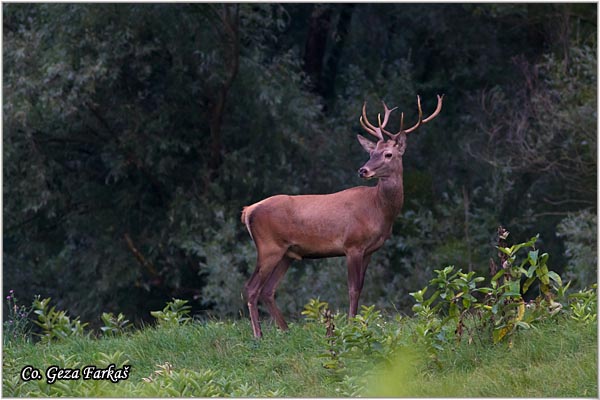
[[375, 165, 404, 220]]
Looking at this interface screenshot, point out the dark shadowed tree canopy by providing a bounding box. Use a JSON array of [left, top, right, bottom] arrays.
[[3, 3, 596, 324]]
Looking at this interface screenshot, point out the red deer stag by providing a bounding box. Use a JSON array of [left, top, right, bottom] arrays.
[[241, 95, 444, 337]]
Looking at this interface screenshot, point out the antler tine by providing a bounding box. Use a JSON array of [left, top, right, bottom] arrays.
[[360, 116, 384, 141], [422, 94, 444, 123], [379, 101, 398, 139], [402, 95, 423, 134], [399, 112, 404, 133], [360, 102, 384, 141], [379, 101, 397, 129]]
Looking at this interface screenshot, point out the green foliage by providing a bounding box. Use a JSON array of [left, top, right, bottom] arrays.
[[410, 267, 483, 360], [139, 362, 233, 397], [179, 215, 254, 317], [300, 297, 330, 323], [371, 183, 501, 314], [487, 234, 564, 341], [303, 300, 404, 378], [96, 350, 130, 368], [2, 354, 27, 397], [100, 313, 133, 337], [568, 284, 598, 324], [32, 297, 88, 343], [410, 232, 568, 365], [468, 37, 596, 230], [326, 305, 392, 368], [150, 298, 192, 327], [138, 360, 286, 397], [557, 210, 598, 288], [411, 267, 483, 317]]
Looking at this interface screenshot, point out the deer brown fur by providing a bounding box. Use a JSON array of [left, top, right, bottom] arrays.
[[242, 95, 443, 337]]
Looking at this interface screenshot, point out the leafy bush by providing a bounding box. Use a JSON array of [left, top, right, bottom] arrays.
[[303, 299, 404, 378], [300, 297, 330, 324], [150, 298, 192, 327], [100, 312, 133, 337], [410, 267, 483, 361], [568, 283, 598, 324], [488, 233, 563, 340], [410, 231, 566, 364], [32, 297, 88, 343]]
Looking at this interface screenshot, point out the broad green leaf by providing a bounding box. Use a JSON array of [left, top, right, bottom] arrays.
[[509, 280, 521, 294], [536, 264, 550, 285], [491, 269, 505, 283], [528, 249, 539, 266], [526, 263, 537, 278], [423, 290, 440, 307], [496, 246, 513, 256], [522, 234, 539, 248], [547, 271, 562, 286]]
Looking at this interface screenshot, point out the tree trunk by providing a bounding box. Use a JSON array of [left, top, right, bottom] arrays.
[[303, 4, 333, 95], [322, 4, 355, 101], [206, 4, 240, 181]]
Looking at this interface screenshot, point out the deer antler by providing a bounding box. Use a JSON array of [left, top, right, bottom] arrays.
[[382, 94, 444, 141], [402, 95, 424, 134], [360, 101, 397, 141], [377, 101, 398, 130]]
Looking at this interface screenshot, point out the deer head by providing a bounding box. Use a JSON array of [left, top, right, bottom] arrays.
[[357, 94, 444, 179]]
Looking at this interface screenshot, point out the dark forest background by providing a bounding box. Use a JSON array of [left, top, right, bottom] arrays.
[[3, 3, 597, 326]]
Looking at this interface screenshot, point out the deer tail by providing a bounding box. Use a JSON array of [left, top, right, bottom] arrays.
[[241, 205, 255, 242]]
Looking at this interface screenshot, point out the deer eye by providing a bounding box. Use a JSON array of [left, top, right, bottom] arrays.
[[384, 153, 393, 159]]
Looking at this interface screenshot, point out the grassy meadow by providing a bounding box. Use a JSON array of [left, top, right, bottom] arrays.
[[3, 314, 597, 397]]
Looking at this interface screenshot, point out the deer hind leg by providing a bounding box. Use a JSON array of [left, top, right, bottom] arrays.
[[346, 251, 371, 318], [244, 249, 286, 338], [259, 256, 291, 331]]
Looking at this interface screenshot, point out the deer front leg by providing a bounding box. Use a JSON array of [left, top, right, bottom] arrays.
[[346, 250, 370, 317]]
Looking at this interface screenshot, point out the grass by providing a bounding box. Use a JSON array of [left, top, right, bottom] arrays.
[[368, 319, 597, 397], [3, 321, 336, 397], [3, 316, 597, 397]]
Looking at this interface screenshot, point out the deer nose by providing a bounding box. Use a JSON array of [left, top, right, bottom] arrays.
[[358, 167, 368, 178]]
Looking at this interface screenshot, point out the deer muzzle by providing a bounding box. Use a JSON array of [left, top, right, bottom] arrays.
[[358, 167, 375, 179]]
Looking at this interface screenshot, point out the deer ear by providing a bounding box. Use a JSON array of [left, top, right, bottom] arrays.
[[357, 134, 376, 153], [394, 133, 407, 155]]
